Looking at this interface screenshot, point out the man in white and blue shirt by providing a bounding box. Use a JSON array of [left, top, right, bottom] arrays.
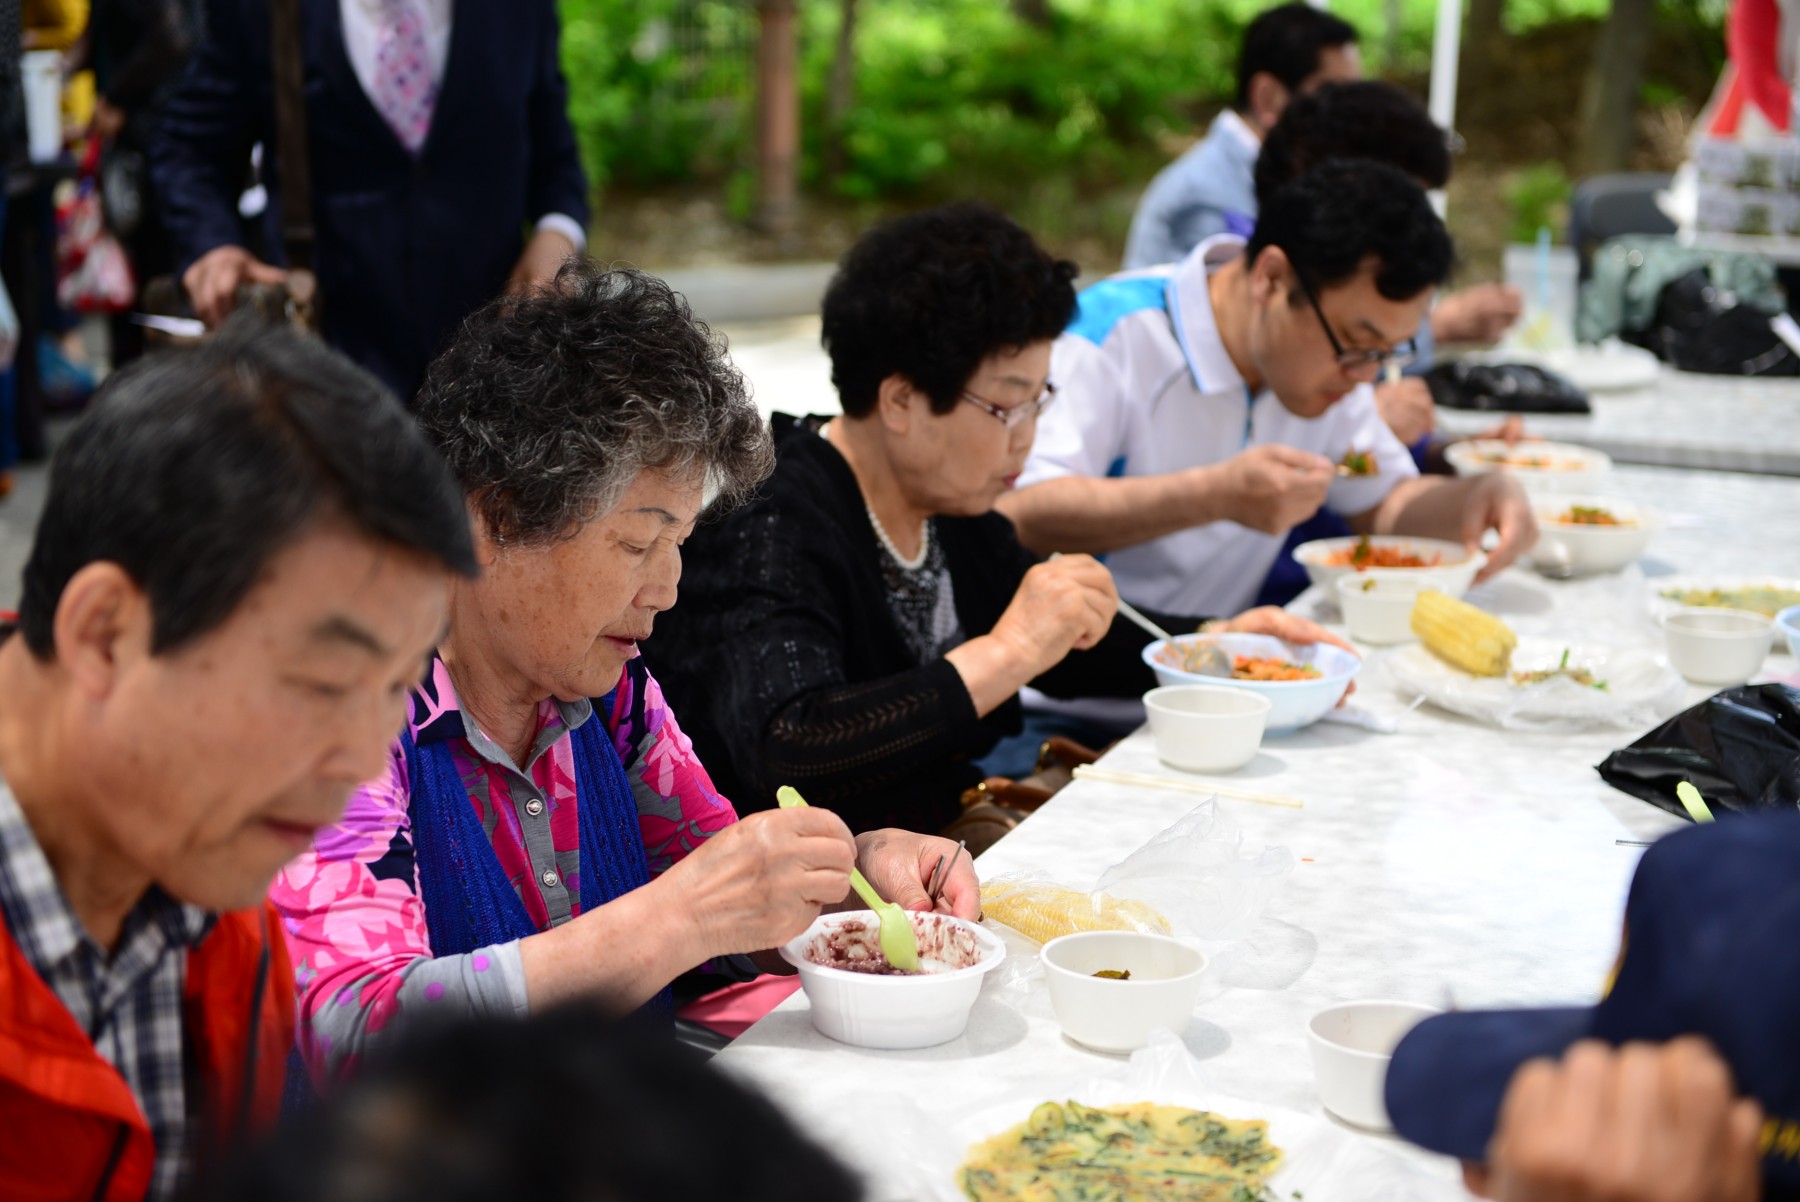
[[1001, 160, 1539, 620]]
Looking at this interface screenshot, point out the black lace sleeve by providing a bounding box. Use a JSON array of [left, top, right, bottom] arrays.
[[658, 497, 1009, 833]]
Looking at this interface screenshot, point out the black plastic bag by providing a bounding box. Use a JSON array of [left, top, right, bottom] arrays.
[[1423, 361, 1591, 414], [1627, 268, 1800, 377], [1596, 684, 1800, 821]]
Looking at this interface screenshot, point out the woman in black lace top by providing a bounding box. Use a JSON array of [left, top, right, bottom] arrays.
[[643, 205, 1346, 834]]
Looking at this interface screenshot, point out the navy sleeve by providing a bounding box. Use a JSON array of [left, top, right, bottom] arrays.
[[525, 1, 590, 229], [147, 0, 266, 270]]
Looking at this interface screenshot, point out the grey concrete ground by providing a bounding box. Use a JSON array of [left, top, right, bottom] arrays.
[[0, 422, 55, 611], [652, 262, 836, 327], [0, 309, 840, 612]]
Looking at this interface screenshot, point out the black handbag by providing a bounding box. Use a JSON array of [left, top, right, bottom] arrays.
[[1422, 361, 1591, 414], [1631, 268, 1800, 377]]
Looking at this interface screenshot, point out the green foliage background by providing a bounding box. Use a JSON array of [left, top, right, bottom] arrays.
[[556, 0, 1724, 209]]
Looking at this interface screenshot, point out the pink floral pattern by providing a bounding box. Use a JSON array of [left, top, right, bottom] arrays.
[[271, 656, 737, 1078]]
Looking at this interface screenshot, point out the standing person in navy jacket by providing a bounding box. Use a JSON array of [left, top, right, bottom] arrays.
[[149, 0, 590, 401]]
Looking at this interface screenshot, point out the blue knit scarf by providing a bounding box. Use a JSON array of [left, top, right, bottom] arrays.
[[402, 690, 670, 1014]]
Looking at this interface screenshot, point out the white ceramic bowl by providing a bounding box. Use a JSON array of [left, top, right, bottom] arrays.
[[1334, 573, 1446, 646], [1660, 607, 1774, 686], [1307, 1000, 1441, 1130], [779, 910, 1005, 1049], [1143, 633, 1360, 734], [1529, 495, 1662, 576], [1142, 685, 1271, 773], [1042, 931, 1207, 1053], [1292, 536, 1484, 599], [1445, 438, 1613, 495], [1777, 605, 1800, 661]]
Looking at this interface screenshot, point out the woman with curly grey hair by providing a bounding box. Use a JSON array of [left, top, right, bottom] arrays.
[[270, 261, 978, 1085]]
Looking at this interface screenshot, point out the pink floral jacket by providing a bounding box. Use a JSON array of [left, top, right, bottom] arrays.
[[271, 656, 737, 1082]]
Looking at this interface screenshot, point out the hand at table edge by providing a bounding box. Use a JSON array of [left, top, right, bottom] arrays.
[[1219, 606, 1360, 698], [851, 828, 982, 921]]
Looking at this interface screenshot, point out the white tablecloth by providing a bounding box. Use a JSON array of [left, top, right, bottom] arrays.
[[1436, 371, 1800, 475], [714, 464, 1800, 1201]]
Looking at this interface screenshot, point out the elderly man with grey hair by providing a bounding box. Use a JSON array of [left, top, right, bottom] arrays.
[[269, 261, 980, 1087]]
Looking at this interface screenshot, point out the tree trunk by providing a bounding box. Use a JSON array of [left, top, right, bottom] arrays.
[[755, 0, 800, 235], [1011, 0, 1051, 28], [1575, 0, 1656, 175], [1459, 0, 1507, 114], [825, 0, 858, 179]]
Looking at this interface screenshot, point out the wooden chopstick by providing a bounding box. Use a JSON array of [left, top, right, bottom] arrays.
[[1071, 765, 1304, 809]]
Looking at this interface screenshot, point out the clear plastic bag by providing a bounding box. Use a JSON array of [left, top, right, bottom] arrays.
[[1385, 637, 1687, 732], [1093, 799, 1295, 942], [981, 799, 1294, 946]]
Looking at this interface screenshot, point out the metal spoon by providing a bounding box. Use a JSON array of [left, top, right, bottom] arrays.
[[1048, 552, 1231, 677], [1533, 539, 1576, 580], [1115, 597, 1231, 678], [926, 839, 967, 906]]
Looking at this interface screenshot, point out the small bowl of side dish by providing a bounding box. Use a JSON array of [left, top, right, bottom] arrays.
[[1144, 633, 1360, 733], [1334, 573, 1446, 646], [1042, 931, 1207, 1054], [1529, 495, 1663, 575], [1292, 535, 1484, 598], [1777, 605, 1800, 660], [780, 910, 1006, 1050], [1308, 1000, 1440, 1131], [1660, 607, 1774, 686], [1142, 685, 1271, 773], [1444, 438, 1613, 495]]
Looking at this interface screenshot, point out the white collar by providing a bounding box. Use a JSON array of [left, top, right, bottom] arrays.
[[1215, 109, 1263, 156], [1165, 234, 1251, 394]]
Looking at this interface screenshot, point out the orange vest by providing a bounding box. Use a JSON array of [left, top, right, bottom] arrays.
[[0, 902, 294, 1201]]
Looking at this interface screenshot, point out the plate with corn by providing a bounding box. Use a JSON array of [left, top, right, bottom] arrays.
[[1392, 589, 1685, 730]]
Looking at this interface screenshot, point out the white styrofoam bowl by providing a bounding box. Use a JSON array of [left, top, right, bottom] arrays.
[[1142, 685, 1271, 774], [1445, 438, 1613, 495], [1660, 606, 1774, 686], [1778, 605, 1800, 662], [1529, 494, 1663, 576], [779, 910, 1005, 1049], [1333, 573, 1448, 646], [1293, 535, 1484, 599], [1144, 633, 1360, 734], [1308, 1000, 1440, 1131], [1042, 931, 1207, 1053]]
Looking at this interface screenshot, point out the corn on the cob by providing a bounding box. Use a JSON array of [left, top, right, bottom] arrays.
[[1411, 588, 1517, 677], [980, 881, 1170, 945]]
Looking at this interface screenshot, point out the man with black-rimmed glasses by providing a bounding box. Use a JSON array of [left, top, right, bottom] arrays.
[[998, 159, 1538, 623]]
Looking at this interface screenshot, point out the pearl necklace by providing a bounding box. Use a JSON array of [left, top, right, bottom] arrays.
[[865, 502, 930, 571], [821, 419, 930, 571]]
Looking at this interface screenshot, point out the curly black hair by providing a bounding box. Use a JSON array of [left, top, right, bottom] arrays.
[[1254, 81, 1452, 211], [821, 202, 1078, 418], [414, 260, 774, 546], [1247, 158, 1454, 302]]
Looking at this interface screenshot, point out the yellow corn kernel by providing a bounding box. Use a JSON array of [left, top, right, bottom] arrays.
[[980, 882, 1170, 945], [1411, 588, 1517, 677]]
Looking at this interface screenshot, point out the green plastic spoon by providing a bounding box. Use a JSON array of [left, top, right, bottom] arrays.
[[776, 785, 921, 973], [1676, 781, 1715, 824]]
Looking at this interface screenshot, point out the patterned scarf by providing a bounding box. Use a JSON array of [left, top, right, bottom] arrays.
[[403, 691, 670, 1014]]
